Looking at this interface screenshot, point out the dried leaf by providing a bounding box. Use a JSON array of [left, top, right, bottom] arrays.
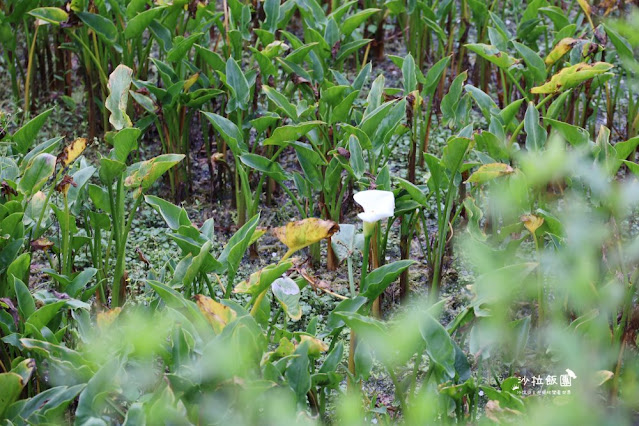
[[272, 218, 339, 254], [97, 307, 122, 328]]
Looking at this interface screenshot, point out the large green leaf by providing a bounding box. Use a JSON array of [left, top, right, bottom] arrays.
[[524, 102, 547, 151], [124, 7, 165, 40], [263, 121, 324, 146], [544, 118, 589, 146], [77, 12, 118, 44], [341, 8, 380, 37], [201, 112, 247, 154], [218, 214, 260, 286], [263, 85, 297, 119], [402, 53, 417, 93], [361, 260, 415, 301], [14, 277, 36, 321], [111, 127, 141, 163], [166, 32, 202, 63], [419, 312, 456, 378], [144, 195, 191, 230], [18, 153, 56, 196], [286, 343, 311, 403], [240, 153, 291, 182], [25, 301, 66, 334], [225, 56, 250, 111], [11, 108, 54, 155]]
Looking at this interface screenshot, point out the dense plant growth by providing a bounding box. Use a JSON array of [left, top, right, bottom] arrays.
[[1, 0, 639, 424]]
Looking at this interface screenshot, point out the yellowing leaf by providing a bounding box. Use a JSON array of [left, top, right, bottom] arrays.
[[234, 261, 293, 295], [195, 294, 236, 334], [521, 214, 544, 235], [544, 38, 579, 66], [531, 62, 613, 94], [577, 0, 594, 28], [58, 137, 87, 167], [97, 307, 122, 328], [299, 334, 329, 356], [261, 337, 296, 364], [184, 73, 200, 92], [466, 163, 514, 184], [273, 218, 339, 255]]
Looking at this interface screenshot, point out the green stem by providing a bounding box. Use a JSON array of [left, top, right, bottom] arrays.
[[23, 24, 39, 122], [62, 193, 71, 275]]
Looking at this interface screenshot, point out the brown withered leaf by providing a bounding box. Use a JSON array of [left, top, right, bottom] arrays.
[[30, 238, 54, 251]]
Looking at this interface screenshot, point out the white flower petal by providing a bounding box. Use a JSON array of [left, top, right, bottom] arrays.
[[353, 190, 395, 223]]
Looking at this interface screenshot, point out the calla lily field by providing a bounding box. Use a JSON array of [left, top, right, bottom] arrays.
[[1, 0, 639, 424]]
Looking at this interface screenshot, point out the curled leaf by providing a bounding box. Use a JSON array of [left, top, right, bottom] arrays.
[[531, 62, 613, 94], [466, 163, 514, 184], [521, 214, 544, 235], [196, 294, 236, 333]]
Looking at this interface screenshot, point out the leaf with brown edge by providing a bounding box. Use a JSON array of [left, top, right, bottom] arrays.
[[521, 214, 544, 235], [531, 62, 613, 94], [544, 38, 579, 66], [195, 294, 236, 333], [57, 137, 87, 167], [272, 218, 339, 256], [97, 307, 122, 328], [106, 65, 133, 130], [125, 154, 185, 194], [466, 163, 514, 184]]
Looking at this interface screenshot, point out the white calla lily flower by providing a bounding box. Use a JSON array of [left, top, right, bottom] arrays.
[[353, 190, 395, 235]]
